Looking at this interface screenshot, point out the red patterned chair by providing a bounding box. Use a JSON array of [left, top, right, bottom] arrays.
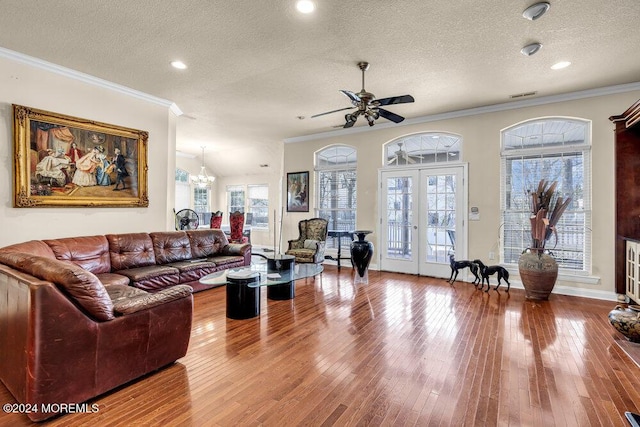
[[229, 211, 249, 244], [210, 211, 223, 228]]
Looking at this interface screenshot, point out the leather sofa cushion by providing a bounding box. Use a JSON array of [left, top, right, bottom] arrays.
[[207, 255, 245, 269], [114, 265, 180, 292], [106, 284, 193, 315], [0, 239, 55, 258], [186, 229, 228, 258], [166, 260, 219, 284], [44, 235, 111, 274], [0, 252, 115, 321], [97, 272, 130, 287], [150, 231, 193, 264], [107, 233, 157, 271]]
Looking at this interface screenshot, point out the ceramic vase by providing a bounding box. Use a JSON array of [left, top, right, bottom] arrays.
[[608, 305, 640, 342], [518, 248, 558, 300], [351, 230, 373, 283]]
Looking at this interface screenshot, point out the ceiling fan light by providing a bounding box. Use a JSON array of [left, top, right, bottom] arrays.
[[521, 42, 542, 56], [551, 61, 571, 70], [296, 0, 315, 14], [170, 60, 187, 70], [522, 2, 550, 20]]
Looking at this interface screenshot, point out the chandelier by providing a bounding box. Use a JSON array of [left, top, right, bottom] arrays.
[[190, 146, 216, 188]]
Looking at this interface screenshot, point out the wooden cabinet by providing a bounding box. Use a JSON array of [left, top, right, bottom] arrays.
[[611, 99, 640, 296], [627, 239, 640, 302]]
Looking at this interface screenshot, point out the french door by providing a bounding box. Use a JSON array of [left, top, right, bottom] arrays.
[[379, 165, 466, 278]]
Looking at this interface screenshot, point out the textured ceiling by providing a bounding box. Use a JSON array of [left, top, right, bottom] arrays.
[[1, 0, 639, 177]]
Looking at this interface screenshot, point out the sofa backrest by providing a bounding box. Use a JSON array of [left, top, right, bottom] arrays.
[[44, 235, 111, 274], [150, 231, 192, 264], [0, 251, 114, 321], [186, 229, 229, 259], [106, 233, 156, 271], [0, 240, 55, 259]]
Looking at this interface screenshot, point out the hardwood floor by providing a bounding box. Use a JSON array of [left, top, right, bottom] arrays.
[[1, 267, 639, 426]]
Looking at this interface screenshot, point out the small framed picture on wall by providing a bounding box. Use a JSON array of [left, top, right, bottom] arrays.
[[286, 171, 309, 212]]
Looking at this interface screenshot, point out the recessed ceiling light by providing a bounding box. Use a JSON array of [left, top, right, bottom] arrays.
[[296, 0, 315, 14], [551, 61, 571, 70], [521, 42, 543, 56], [171, 60, 187, 70], [522, 2, 550, 20]]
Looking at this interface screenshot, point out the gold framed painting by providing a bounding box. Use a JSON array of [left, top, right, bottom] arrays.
[[13, 104, 149, 208]]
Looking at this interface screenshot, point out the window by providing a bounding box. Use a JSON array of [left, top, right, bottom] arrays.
[[193, 187, 209, 226], [227, 185, 245, 214], [385, 132, 461, 166], [175, 168, 190, 212], [501, 118, 591, 273], [248, 185, 269, 228], [316, 145, 357, 250]]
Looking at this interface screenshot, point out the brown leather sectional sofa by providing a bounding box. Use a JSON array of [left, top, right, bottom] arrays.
[[0, 229, 251, 421]]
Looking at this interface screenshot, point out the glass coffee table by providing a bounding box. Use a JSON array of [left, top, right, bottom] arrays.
[[199, 256, 323, 319]]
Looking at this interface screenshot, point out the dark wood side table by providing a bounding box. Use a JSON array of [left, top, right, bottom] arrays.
[[325, 230, 354, 270]]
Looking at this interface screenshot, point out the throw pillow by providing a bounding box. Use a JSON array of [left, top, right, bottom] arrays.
[[304, 239, 319, 249]]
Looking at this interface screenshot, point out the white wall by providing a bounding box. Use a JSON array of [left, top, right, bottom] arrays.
[[281, 89, 640, 298], [0, 54, 177, 247]]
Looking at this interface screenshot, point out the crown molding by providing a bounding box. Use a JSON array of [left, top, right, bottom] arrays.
[[285, 81, 640, 144], [0, 46, 181, 115]]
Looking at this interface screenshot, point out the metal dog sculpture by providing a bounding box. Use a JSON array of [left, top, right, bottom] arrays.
[[473, 259, 510, 292], [448, 254, 480, 284]]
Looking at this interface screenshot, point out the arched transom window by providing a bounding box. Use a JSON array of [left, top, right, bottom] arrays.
[[385, 132, 461, 166]]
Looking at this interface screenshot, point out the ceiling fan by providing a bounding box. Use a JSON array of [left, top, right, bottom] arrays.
[[312, 61, 415, 128], [387, 142, 422, 165]]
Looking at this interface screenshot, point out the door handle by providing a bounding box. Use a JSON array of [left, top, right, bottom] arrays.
[[413, 225, 418, 230]]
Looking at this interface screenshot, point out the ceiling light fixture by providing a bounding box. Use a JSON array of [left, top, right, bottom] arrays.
[[551, 61, 571, 70], [171, 60, 187, 70], [296, 0, 315, 14], [190, 146, 216, 188], [521, 42, 543, 56], [522, 2, 550, 20]]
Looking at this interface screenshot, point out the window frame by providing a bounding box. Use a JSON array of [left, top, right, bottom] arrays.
[[247, 184, 269, 229], [227, 185, 245, 215], [500, 117, 591, 275], [315, 145, 357, 251]]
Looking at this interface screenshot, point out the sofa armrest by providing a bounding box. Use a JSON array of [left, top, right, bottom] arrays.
[[221, 242, 250, 256], [220, 242, 251, 266]]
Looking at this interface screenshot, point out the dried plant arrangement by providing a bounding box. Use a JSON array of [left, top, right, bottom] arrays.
[[527, 179, 572, 251]]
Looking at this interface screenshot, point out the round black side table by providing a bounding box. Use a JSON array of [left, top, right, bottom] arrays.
[[226, 271, 261, 319], [266, 254, 296, 300]]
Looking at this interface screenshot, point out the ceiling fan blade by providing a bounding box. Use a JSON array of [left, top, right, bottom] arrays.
[[340, 90, 361, 106], [311, 106, 355, 118], [378, 108, 405, 123], [376, 94, 415, 106]]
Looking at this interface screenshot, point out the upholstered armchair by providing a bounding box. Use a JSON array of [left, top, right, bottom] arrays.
[[285, 218, 329, 264]]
